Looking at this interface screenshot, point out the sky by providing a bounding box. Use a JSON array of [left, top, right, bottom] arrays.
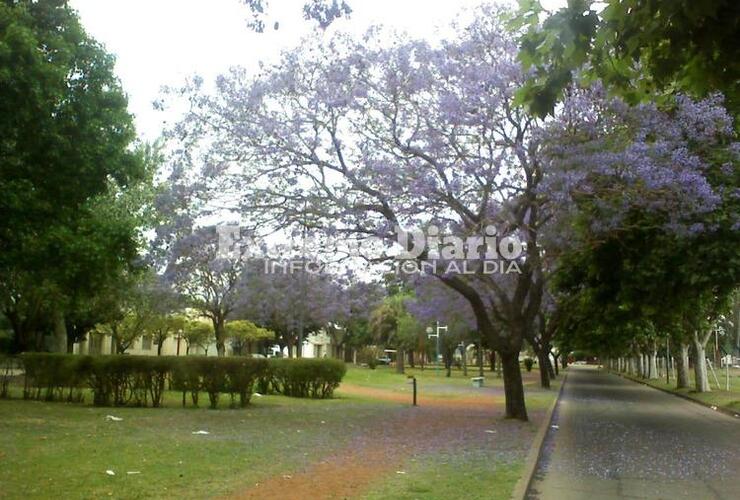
[[69, 0, 566, 141]]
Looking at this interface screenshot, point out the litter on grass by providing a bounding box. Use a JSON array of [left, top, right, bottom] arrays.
[[105, 470, 115, 476], [191, 430, 210, 435], [105, 415, 123, 422]]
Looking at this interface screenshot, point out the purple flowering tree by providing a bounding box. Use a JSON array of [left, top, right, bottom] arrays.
[[406, 277, 478, 377], [167, 7, 545, 420], [238, 256, 348, 357], [541, 87, 739, 392], [163, 226, 254, 356]]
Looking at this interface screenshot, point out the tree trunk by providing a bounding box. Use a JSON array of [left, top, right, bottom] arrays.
[[296, 323, 304, 358], [692, 331, 711, 392], [501, 350, 528, 421], [477, 344, 484, 377], [157, 341, 163, 356], [537, 350, 551, 388], [636, 354, 644, 378], [443, 350, 452, 377], [552, 352, 559, 376], [462, 345, 468, 377], [546, 354, 556, 379], [214, 317, 226, 357], [408, 350, 415, 368], [52, 309, 67, 353], [489, 350, 496, 372], [648, 345, 658, 379], [396, 349, 405, 374]]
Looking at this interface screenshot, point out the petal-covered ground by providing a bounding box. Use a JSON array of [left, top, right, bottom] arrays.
[[529, 366, 740, 500], [0, 366, 557, 499]]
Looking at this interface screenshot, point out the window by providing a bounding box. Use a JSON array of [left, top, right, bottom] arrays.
[[142, 335, 153, 351]]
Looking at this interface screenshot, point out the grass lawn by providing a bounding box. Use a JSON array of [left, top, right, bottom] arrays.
[[342, 364, 548, 392], [0, 364, 561, 499], [615, 367, 740, 412], [363, 452, 522, 500]]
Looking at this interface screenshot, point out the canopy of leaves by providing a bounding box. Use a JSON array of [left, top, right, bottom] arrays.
[[0, 1, 148, 351], [514, 0, 740, 117]]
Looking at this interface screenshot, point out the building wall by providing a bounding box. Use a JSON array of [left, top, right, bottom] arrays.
[[73, 334, 223, 357], [74, 330, 335, 358]]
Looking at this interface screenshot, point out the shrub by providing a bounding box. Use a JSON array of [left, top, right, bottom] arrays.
[[270, 358, 346, 398], [171, 357, 202, 407], [524, 357, 535, 372], [170, 356, 268, 409], [223, 357, 268, 407], [0, 356, 20, 399], [357, 347, 379, 369], [17, 353, 340, 408], [21, 353, 85, 402], [196, 357, 228, 409]]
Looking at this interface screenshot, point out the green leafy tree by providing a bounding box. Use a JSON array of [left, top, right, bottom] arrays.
[[0, 1, 147, 352], [148, 314, 188, 356], [182, 319, 213, 355], [225, 320, 274, 355], [513, 0, 740, 117], [369, 293, 420, 374]]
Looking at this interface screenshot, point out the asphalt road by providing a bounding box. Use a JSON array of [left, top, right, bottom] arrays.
[[527, 366, 740, 500]]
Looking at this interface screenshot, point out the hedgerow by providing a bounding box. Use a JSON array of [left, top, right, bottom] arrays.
[[17, 354, 345, 407], [263, 358, 346, 399]]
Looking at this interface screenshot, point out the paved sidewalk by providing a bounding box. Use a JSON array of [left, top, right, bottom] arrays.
[[527, 366, 740, 499]]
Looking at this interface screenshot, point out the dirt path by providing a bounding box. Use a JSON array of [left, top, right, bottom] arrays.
[[230, 383, 529, 500]]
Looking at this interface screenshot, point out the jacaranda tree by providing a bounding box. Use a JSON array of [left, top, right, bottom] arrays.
[[167, 7, 547, 419]]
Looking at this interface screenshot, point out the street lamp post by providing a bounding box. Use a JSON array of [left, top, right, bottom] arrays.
[[426, 321, 448, 376]]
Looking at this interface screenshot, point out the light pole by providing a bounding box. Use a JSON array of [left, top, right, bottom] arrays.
[[426, 321, 447, 376]]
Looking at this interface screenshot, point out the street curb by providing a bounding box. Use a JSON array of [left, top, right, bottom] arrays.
[[510, 371, 568, 500], [610, 371, 740, 420]]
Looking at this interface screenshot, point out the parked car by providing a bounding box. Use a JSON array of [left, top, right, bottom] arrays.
[[376, 356, 392, 365]]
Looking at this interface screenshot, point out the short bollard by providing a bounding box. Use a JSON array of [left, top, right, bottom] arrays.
[[407, 375, 417, 406]]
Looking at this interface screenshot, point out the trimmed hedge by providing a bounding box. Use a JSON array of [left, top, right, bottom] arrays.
[[18, 354, 345, 408], [1, 355, 20, 399], [261, 358, 346, 399], [22, 353, 87, 403], [171, 357, 268, 409]]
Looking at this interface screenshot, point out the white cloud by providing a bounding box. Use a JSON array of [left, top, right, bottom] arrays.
[[70, 0, 566, 140]]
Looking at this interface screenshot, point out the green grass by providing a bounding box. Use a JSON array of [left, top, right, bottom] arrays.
[[349, 365, 558, 500], [0, 364, 559, 499], [362, 455, 523, 500], [342, 364, 545, 390], [617, 367, 740, 412], [0, 394, 392, 499]]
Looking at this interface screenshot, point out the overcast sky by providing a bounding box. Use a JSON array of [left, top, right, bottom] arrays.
[[69, 0, 565, 141]]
